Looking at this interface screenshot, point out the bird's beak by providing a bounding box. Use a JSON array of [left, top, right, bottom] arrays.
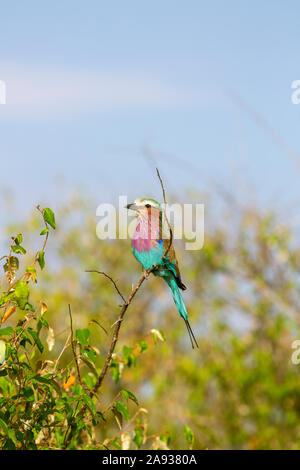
[[125, 203, 139, 211]]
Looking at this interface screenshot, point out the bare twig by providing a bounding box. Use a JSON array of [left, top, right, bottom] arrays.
[[88, 319, 108, 336], [53, 333, 71, 373], [85, 270, 126, 302], [91, 266, 156, 394], [156, 167, 173, 259]]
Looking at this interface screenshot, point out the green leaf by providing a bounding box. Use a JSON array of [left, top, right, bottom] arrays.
[[123, 345, 135, 367], [38, 317, 49, 330], [139, 340, 148, 352], [82, 348, 97, 363], [110, 361, 121, 383], [9, 257, 19, 271], [82, 393, 96, 417], [32, 375, 61, 395], [0, 417, 8, 435], [115, 401, 130, 422], [48, 379, 62, 396], [25, 303, 35, 312], [14, 281, 29, 310], [110, 438, 122, 450], [38, 251, 45, 270], [15, 234, 23, 245], [183, 425, 194, 448], [133, 428, 143, 448], [0, 327, 13, 336], [121, 389, 139, 405], [43, 208, 56, 229], [83, 374, 96, 389], [27, 328, 44, 353], [40, 227, 49, 236], [0, 292, 14, 307], [17, 328, 32, 347], [97, 411, 106, 422], [160, 433, 170, 446], [120, 390, 129, 401], [76, 328, 90, 347], [3, 438, 16, 450], [26, 266, 37, 283], [12, 245, 26, 255]]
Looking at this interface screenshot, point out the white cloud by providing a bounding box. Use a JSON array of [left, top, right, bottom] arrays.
[[0, 63, 222, 119]]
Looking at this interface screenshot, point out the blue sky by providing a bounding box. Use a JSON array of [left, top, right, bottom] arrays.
[[0, 1, 300, 223]]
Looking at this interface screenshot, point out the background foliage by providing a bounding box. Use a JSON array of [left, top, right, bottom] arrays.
[[1, 191, 300, 450]]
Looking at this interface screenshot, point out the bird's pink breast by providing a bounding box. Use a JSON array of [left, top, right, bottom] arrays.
[[131, 210, 160, 253]]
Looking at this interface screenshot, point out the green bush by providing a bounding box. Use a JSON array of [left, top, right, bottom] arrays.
[[1, 194, 300, 449]]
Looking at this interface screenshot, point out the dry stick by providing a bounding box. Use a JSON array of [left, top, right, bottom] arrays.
[[91, 267, 155, 395], [156, 167, 173, 259], [53, 333, 71, 373], [85, 270, 126, 303]]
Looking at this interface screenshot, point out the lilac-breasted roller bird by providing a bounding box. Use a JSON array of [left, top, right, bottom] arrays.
[[126, 198, 198, 349]]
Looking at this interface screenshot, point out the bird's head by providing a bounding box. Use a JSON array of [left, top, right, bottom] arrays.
[[125, 198, 161, 218]]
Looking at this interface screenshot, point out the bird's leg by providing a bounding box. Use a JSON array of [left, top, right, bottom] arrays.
[[145, 264, 158, 279]]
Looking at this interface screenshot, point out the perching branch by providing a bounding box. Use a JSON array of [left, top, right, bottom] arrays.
[[91, 266, 156, 394]]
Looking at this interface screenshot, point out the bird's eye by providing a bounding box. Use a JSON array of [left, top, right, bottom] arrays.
[[145, 204, 151, 208]]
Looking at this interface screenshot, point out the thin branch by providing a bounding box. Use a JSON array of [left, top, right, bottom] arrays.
[[85, 270, 126, 302], [88, 319, 108, 336], [35, 205, 49, 259], [53, 333, 71, 373], [156, 167, 173, 259], [92, 266, 156, 394]]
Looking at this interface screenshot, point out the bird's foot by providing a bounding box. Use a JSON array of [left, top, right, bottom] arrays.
[[145, 265, 158, 278]]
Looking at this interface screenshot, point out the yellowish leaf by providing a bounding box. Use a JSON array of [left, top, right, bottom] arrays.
[[1, 305, 16, 324], [63, 374, 76, 391], [40, 302, 48, 315]]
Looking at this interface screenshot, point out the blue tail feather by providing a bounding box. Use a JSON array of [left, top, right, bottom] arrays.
[[165, 277, 198, 349]]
